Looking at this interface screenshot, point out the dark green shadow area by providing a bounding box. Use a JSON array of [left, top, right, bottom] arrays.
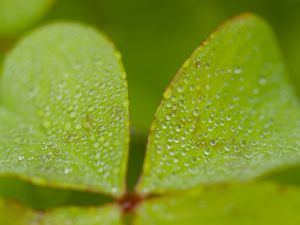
[[0, 176, 114, 210], [126, 129, 148, 192], [263, 165, 300, 186]]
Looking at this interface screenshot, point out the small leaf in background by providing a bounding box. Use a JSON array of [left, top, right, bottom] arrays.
[[0, 23, 129, 196], [0, 0, 55, 37], [138, 14, 300, 194], [135, 182, 300, 225], [0, 199, 121, 225]]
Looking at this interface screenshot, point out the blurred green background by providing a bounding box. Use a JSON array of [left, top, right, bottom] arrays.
[[0, 0, 300, 208]]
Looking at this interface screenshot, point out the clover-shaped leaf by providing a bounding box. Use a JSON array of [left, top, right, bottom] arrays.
[[0, 23, 129, 196], [138, 14, 300, 193], [0, 0, 54, 37]]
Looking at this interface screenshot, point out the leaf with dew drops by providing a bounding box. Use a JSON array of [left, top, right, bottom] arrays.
[[135, 182, 300, 225], [0, 0, 54, 37], [137, 13, 300, 194], [0, 198, 122, 225], [0, 23, 130, 196]]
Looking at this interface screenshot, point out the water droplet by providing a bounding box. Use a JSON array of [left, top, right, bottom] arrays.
[[259, 78, 267, 85], [253, 88, 259, 94], [165, 114, 172, 121], [205, 63, 211, 70], [210, 140, 216, 146], [233, 67, 243, 74], [93, 142, 100, 148], [204, 149, 211, 156], [95, 152, 101, 159], [192, 110, 199, 117], [224, 144, 231, 152], [177, 86, 184, 93], [64, 168, 71, 174], [18, 155, 24, 161]]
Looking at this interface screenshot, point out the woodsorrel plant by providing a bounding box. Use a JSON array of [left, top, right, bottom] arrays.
[[0, 10, 300, 225]]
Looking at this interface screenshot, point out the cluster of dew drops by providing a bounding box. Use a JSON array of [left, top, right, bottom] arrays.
[[1, 54, 128, 193], [146, 50, 300, 187]]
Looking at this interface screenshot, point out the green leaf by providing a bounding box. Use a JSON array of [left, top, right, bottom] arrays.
[[0, 0, 54, 37], [0, 199, 121, 225], [0, 23, 129, 196], [135, 182, 300, 225], [138, 14, 300, 194]]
